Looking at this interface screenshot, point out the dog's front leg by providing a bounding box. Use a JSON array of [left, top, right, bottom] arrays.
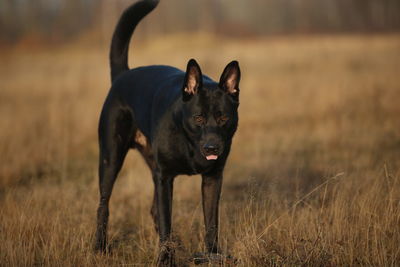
[[201, 172, 223, 254], [154, 170, 176, 266]]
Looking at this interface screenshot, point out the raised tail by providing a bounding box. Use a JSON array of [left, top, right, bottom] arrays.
[[109, 0, 159, 82]]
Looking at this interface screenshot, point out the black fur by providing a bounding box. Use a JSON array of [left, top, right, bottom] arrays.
[[95, 0, 241, 265]]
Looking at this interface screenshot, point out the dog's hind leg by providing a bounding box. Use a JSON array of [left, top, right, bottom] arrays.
[[150, 191, 159, 233], [95, 106, 133, 252], [131, 132, 159, 233]]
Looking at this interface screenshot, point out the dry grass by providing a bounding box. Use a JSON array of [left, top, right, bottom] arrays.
[[0, 33, 399, 266]]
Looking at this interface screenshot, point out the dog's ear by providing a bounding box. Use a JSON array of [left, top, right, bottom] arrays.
[[183, 59, 203, 101], [219, 60, 240, 96]]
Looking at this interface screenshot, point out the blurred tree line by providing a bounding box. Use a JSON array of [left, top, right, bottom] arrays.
[[1, 0, 399, 44]]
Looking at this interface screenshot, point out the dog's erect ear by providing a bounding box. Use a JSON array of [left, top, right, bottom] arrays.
[[183, 59, 203, 100], [219, 60, 241, 95]]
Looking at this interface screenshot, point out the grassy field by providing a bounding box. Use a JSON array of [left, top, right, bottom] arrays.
[[0, 34, 399, 266]]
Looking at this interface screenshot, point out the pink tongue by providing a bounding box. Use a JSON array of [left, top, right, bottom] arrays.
[[206, 155, 218, 160]]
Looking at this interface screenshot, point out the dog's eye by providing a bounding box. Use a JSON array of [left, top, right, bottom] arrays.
[[217, 115, 229, 124], [194, 115, 206, 125]]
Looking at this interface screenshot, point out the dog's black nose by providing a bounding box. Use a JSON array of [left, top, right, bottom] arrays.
[[203, 144, 219, 154]]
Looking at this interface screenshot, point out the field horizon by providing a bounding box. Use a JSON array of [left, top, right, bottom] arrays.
[[1, 33, 399, 266]]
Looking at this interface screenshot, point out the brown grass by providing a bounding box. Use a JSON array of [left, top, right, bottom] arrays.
[[0, 33, 399, 266]]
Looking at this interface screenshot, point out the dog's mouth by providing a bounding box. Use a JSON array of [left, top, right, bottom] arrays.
[[205, 154, 218, 161], [200, 143, 221, 161], [200, 149, 219, 161]]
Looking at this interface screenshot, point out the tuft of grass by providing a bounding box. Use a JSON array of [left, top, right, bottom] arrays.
[[1, 34, 399, 265]]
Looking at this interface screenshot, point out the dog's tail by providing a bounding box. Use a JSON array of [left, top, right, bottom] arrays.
[[109, 0, 159, 82]]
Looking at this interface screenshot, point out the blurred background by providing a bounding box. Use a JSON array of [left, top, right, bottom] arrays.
[[1, 0, 400, 45], [1, 0, 399, 266]]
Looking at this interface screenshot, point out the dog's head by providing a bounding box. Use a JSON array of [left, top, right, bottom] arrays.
[[181, 59, 240, 161]]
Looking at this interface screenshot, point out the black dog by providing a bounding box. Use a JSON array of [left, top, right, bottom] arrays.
[[95, 0, 241, 265]]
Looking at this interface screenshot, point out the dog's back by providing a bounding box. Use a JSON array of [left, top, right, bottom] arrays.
[[110, 65, 217, 139], [109, 65, 183, 138]]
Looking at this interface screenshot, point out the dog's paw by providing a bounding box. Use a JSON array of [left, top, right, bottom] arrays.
[[191, 252, 238, 265], [94, 233, 111, 254], [94, 243, 111, 254], [157, 241, 177, 267]]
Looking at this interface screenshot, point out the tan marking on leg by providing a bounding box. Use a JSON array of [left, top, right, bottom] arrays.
[[135, 130, 147, 147], [134, 130, 155, 169]]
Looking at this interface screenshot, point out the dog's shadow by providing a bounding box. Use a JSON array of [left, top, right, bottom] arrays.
[[109, 229, 235, 266], [108, 224, 194, 266], [107, 222, 139, 253]]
